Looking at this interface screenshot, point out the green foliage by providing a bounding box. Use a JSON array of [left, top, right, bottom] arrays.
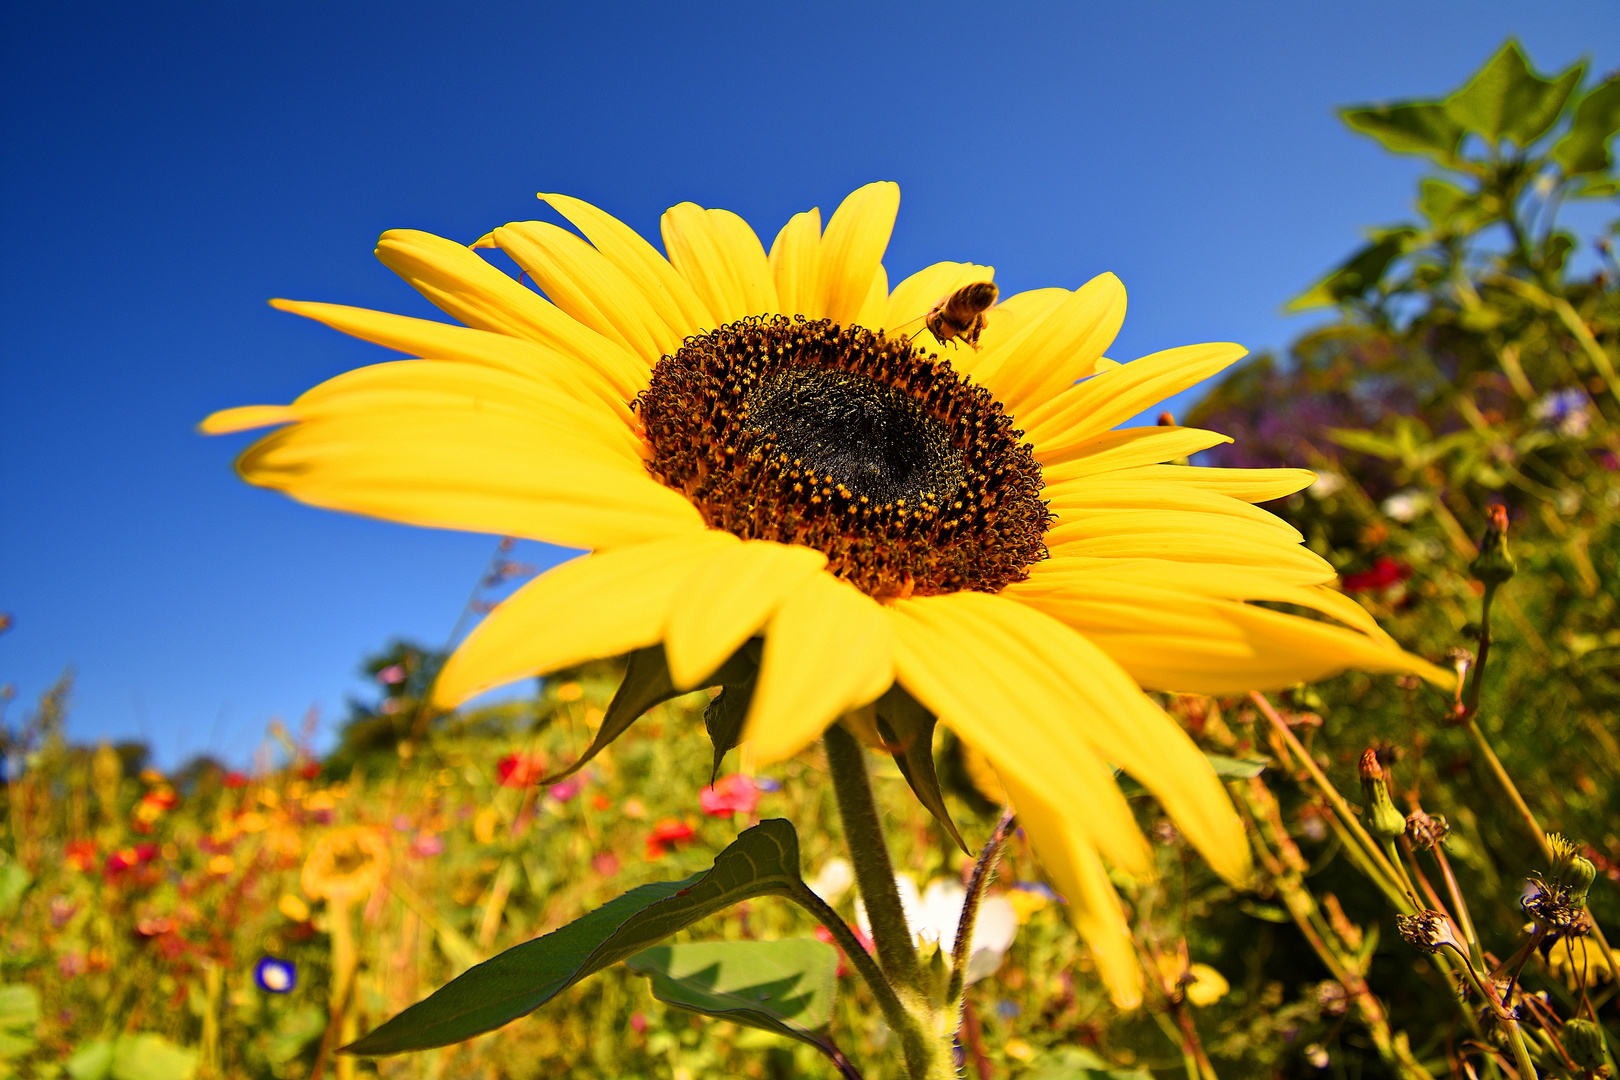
[[625, 939, 839, 1050]]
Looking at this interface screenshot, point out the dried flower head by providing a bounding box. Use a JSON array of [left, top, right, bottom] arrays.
[[1396, 910, 1464, 955], [1405, 809, 1450, 851]]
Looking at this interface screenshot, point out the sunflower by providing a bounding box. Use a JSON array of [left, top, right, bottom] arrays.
[[205, 182, 1446, 1005], [301, 826, 388, 904]]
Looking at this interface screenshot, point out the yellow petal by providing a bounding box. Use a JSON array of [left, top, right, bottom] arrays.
[[853, 263, 889, 329], [492, 220, 677, 362], [768, 208, 822, 317], [1036, 427, 1233, 484], [374, 229, 649, 402], [996, 770, 1144, 1009], [816, 182, 900, 325], [662, 203, 778, 324], [886, 594, 1152, 879], [432, 531, 739, 707], [200, 405, 296, 434], [663, 541, 828, 690], [540, 192, 714, 339], [894, 592, 1252, 887], [883, 262, 995, 340], [267, 299, 632, 426], [286, 360, 644, 465], [1046, 464, 1316, 505], [1023, 343, 1248, 451], [1044, 478, 1301, 536], [745, 572, 894, 763], [972, 273, 1127, 413], [237, 409, 702, 551], [1044, 523, 1335, 582]]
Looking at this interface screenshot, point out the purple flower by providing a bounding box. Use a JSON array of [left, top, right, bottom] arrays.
[[255, 956, 297, 993], [755, 776, 783, 793]]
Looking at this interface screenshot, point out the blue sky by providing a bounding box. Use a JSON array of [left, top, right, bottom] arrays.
[[3, 1, 1616, 766]]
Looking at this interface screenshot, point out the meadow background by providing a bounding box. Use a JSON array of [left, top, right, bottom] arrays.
[[3, 3, 1620, 1078]]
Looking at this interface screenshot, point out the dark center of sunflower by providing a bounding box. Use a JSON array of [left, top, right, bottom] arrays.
[[634, 316, 1050, 599]]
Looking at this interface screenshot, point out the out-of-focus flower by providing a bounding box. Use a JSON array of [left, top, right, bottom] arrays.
[[807, 858, 855, 907], [255, 957, 297, 993], [279, 894, 311, 922], [1533, 388, 1592, 437], [591, 851, 621, 878], [59, 953, 89, 978], [497, 751, 546, 788], [1341, 556, 1413, 594], [646, 819, 695, 859], [621, 798, 648, 820], [473, 807, 501, 845], [104, 844, 160, 879], [629, 1012, 648, 1036], [299, 761, 322, 780], [1308, 472, 1344, 498], [1380, 490, 1428, 522], [1157, 956, 1230, 1006], [1004, 1038, 1035, 1062], [1006, 881, 1057, 923], [548, 778, 582, 802], [135, 915, 176, 937], [555, 681, 584, 703], [50, 897, 78, 928], [855, 874, 1019, 984], [377, 664, 407, 685], [222, 771, 249, 788], [301, 827, 389, 903], [238, 811, 269, 834], [1547, 936, 1613, 989], [592, 793, 612, 811], [755, 776, 783, 793], [208, 854, 236, 876], [410, 833, 444, 858], [65, 840, 97, 872], [699, 774, 759, 817], [1305, 1043, 1330, 1069]]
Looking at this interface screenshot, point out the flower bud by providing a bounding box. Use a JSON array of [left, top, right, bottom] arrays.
[[1549, 834, 1598, 905], [1560, 1018, 1607, 1073], [1359, 750, 1406, 841], [1469, 504, 1516, 586]]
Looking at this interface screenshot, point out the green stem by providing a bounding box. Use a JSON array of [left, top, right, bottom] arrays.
[[789, 884, 912, 1041], [822, 722, 950, 1080]]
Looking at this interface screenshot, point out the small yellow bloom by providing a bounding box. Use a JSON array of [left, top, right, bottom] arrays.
[[556, 681, 584, 702], [279, 894, 311, 922], [1157, 956, 1230, 1006], [1006, 889, 1049, 924], [238, 811, 269, 834], [473, 807, 501, 845], [208, 854, 236, 876], [301, 827, 389, 903], [1548, 937, 1614, 989], [303, 791, 336, 814], [1004, 1039, 1035, 1062]]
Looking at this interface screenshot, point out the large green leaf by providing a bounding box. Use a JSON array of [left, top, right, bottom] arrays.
[[625, 939, 838, 1048], [1284, 234, 1410, 312], [1553, 76, 1620, 175], [0, 985, 37, 1060], [0, 864, 31, 921], [346, 818, 807, 1055], [1443, 40, 1582, 146], [875, 683, 968, 853], [65, 1041, 114, 1080], [100, 1034, 196, 1080], [1339, 102, 1463, 162]]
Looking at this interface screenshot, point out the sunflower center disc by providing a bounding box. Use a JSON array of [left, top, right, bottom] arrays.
[[635, 316, 1051, 599]]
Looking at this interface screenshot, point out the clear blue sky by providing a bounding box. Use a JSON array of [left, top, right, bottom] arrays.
[[3, 1, 1616, 767]]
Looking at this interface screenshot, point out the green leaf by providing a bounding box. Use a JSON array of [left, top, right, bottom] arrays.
[[625, 939, 838, 1049], [0, 986, 37, 1035], [346, 818, 807, 1055], [0, 864, 31, 921], [875, 684, 968, 853], [264, 1004, 326, 1065], [1340, 102, 1463, 161], [1239, 900, 1293, 924], [703, 641, 761, 781], [1285, 235, 1409, 312], [541, 644, 754, 786], [65, 1041, 113, 1080], [1202, 754, 1270, 780], [1025, 1046, 1153, 1079], [1416, 177, 1483, 234], [110, 1033, 197, 1080], [1553, 76, 1620, 175], [1443, 40, 1582, 146]]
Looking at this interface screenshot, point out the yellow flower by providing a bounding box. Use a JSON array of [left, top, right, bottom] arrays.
[[205, 182, 1447, 1007], [279, 893, 312, 922], [1548, 936, 1614, 989], [301, 827, 389, 904]]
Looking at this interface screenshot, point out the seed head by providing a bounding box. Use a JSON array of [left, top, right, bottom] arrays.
[[1396, 911, 1463, 955]]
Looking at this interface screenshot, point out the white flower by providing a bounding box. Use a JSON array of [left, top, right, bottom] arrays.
[[855, 874, 1019, 985], [1307, 472, 1344, 498], [1381, 489, 1427, 522], [807, 857, 855, 908]]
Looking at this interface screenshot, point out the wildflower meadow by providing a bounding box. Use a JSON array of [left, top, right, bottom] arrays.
[[3, 37, 1620, 1080]]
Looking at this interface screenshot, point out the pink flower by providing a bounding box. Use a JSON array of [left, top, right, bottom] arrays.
[[410, 833, 444, 858], [699, 774, 759, 818], [629, 1012, 648, 1035], [377, 664, 407, 685], [591, 851, 621, 877], [548, 778, 582, 802]]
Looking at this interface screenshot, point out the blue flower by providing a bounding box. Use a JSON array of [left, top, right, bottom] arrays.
[[254, 956, 297, 993], [754, 776, 783, 793]]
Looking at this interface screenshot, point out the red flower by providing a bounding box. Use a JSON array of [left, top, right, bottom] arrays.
[[222, 772, 249, 788], [299, 761, 322, 780], [1341, 556, 1413, 593], [65, 840, 97, 872], [104, 843, 160, 879], [699, 774, 760, 818], [497, 752, 546, 788], [645, 818, 695, 859]]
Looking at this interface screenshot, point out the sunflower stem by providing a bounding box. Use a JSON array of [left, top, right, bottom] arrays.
[[823, 721, 952, 1080]]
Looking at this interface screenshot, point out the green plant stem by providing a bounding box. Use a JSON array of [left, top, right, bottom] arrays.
[[822, 722, 950, 1080], [1447, 948, 1538, 1079], [789, 884, 912, 1042]]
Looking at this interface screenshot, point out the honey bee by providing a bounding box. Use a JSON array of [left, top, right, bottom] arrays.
[[917, 281, 998, 349]]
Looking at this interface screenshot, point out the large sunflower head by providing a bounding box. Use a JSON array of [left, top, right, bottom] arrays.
[[206, 182, 1448, 1006]]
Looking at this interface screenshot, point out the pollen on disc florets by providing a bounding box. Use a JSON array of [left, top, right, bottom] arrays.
[[634, 315, 1051, 599]]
